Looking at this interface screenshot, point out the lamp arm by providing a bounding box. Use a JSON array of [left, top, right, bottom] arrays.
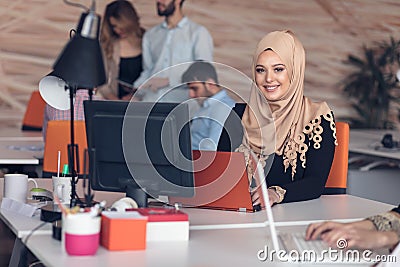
[[63, 0, 90, 12], [68, 84, 78, 207], [88, 88, 93, 101]]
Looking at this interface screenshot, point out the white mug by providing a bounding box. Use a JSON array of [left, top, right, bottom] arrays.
[[3, 174, 38, 203], [52, 176, 72, 204]]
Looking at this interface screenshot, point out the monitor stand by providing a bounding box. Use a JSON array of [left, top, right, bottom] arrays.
[[126, 185, 148, 208], [119, 178, 148, 208]]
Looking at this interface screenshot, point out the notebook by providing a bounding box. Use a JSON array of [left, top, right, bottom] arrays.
[[169, 150, 254, 212]]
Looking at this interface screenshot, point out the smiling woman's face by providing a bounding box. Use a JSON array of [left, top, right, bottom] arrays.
[[254, 50, 290, 101]]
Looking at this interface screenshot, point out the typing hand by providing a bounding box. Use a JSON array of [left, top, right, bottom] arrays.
[[305, 220, 398, 249], [306, 220, 376, 241], [324, 228, 399, 250], [307, 221, 398, 249], [267, 188, 280, 206], [306, 221, 346, 241], [251, 188, 279, 207]]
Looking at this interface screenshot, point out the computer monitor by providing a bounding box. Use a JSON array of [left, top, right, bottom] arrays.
[[84, 100, 194, 207]]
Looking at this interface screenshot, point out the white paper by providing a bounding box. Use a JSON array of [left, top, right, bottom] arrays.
[[1, 197, 37, 217]]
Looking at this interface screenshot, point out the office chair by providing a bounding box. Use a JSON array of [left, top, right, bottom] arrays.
[[21, 91, 46, 131], [324, 121, 350, 194], [42, 120, 88, 178]]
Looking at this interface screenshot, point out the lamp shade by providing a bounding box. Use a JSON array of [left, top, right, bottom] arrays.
[[52, 11, 106, 89], [39, 75, 71, 110]]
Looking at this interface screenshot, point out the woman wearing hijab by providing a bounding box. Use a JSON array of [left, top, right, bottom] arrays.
[[238, 30, 337, 206]]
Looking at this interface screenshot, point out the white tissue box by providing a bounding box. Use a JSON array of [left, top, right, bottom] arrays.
[[127, 208, 189, 241]]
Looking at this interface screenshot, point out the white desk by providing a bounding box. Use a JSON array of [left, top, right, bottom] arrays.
[[25, 226, 369, 267], [0, 126, 43, 142], [1, 195, 394, 267], [349, 129, 400, 160], [25, 224, 400, 267], [0, 209, 51, 238], [0, 140, 43, 165], [349, 129, 400, 172], [188, 195, 394, 229]]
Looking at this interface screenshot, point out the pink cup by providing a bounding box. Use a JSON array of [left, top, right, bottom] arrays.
[[62, 213, 101, 256]]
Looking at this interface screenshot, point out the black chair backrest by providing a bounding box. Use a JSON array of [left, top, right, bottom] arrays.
[[217, 103, 246, 152]]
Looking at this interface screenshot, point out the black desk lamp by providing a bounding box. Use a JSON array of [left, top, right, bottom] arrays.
[[40, 0, 105, 208]]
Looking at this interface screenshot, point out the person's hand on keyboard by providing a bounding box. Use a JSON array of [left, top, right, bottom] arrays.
[[305, 220, 399, 250]]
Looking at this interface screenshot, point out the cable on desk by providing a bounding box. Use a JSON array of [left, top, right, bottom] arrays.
[[23, 221, 49, 245], [29, 261, 45, 267], [21, 221, 49, 267]]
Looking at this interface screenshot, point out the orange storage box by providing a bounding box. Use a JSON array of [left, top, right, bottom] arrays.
[[101, 211, 147, 251]]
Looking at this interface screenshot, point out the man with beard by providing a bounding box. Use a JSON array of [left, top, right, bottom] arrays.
[[182, 61, 235, 151], [133, 0, 213, 102]]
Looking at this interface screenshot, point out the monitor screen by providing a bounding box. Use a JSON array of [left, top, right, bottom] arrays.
[[84, 100, 194, 207]]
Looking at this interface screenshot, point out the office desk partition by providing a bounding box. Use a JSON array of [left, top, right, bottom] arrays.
[[0, 195, 394, 267]]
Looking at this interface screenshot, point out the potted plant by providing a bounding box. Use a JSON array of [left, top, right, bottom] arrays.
[[341, 37, 400, 129]]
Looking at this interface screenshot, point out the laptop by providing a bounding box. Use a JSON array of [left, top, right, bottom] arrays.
[[254, 157, 387, 264], [169, 150, 254, 212]]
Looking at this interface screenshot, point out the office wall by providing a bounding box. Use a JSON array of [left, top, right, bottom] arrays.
[[0, 0, 399, 125]]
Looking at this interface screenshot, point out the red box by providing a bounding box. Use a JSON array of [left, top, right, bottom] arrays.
[[127, 207, 188, 222], [101, 211, 147, 251]]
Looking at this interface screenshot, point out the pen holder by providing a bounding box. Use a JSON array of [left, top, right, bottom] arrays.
[[62, 212, 101, 256]]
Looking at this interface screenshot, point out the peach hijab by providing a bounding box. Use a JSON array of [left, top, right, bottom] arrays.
[[241, 30, 335, 177]]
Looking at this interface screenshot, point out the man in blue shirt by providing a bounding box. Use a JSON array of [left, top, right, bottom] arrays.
[[134, 0, 214, 103], [182, 61, 235, 151]]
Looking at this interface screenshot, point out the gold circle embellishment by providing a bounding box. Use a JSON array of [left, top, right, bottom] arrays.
[[299, 143, 308, 153], [287, 150, 296, 160], [313, 134, 322, 143], [314, 125, 323, 135], [295, 133, 305, 144], [304, 123, 312, 134]]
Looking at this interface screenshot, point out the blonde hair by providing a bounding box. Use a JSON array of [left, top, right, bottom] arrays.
[[100, 0, 144, 59]]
